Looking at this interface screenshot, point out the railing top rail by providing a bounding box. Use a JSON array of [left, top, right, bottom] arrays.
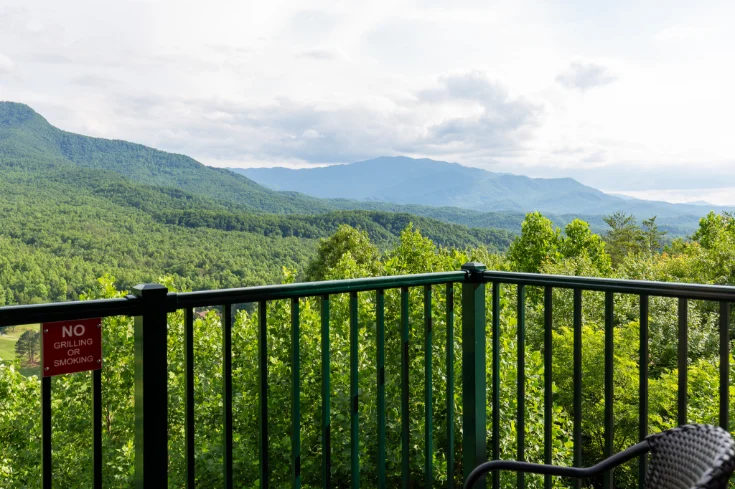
[[170, 271, 468, 310], [0, 271, 468, 327], [10, 268, 735, 328], [0, 297, 141, 328], [483, 271, 735, 301]]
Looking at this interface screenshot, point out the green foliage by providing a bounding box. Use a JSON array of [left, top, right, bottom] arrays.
[[692, 212, 735, 250], [684, 212, 735, 285], [1, 213, 735, 488], [495, 211, 735, 487], [0, 165, 511, 305], [642, 216, 666, 254], [559, 219, 612, 275], [305, 225, 380, 281], [508, 212, 561, 273], [602, 212, 646, 266], [0, 228, 572, 489], [508, 213, 611, 275], [13, 330, 39, 364]]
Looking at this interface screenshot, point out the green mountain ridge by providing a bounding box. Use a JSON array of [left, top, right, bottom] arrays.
[[1, 102, 704, 238], [0, 103, 514, 248], [0, 101, 340, 214], [235, 156, 729, 219]]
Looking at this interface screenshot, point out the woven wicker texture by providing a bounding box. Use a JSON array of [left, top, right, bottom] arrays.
[[645, 424, 735, 489]]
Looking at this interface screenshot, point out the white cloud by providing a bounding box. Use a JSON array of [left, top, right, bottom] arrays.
[[0, 53, 14, 74], [654, 24, 721, 44], [94, 71, 542, 165], [301, 129, 323, 139], [555, 62, 616, 92], [296, 47, 350, 61]]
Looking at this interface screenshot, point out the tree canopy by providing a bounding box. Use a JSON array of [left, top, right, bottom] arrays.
[[2, 213, 735, 488]]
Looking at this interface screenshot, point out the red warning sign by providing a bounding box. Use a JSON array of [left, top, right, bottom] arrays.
[[41, 318, 102, 377]]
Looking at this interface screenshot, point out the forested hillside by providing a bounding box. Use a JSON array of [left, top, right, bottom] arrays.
[[0, 102, 513, 304], [0, 101, 335, 214], [0, 169, 514, 304]]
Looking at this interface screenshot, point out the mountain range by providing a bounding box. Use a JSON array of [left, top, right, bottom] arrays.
[[0, 101, 722, 249], [0, 101, 514, 252], [235, 156, 728, 218]]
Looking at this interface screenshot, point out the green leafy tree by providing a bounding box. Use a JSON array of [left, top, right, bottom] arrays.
[[14, 330, 39, 364], [559, 219, 612, 275], [509, 214, 612, 276], [305, 224, 380, 281], [508, 212, 561, 273], [691, 211, 735, 250], [602, 212, 646, 265], [642, 216, 666, 255]]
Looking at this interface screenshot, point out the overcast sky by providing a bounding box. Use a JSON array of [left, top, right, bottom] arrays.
[[1, 0, 734, 203]]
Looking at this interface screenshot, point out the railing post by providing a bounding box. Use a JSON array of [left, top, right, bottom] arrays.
[[461, 262, 487, 485], [132, 283, 169, 489]]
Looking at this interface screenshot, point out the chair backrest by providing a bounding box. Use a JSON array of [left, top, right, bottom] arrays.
[[645, 424, 735, 489]]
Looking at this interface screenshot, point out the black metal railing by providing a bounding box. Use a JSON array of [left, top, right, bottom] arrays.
[[0, 263, 733, 489], [482, 270, 733, 489]]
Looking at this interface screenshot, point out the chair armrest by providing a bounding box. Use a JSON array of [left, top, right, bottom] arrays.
[[464, 441, 650, 489]]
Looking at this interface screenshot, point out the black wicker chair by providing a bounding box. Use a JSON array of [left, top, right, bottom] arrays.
[[464, 424, 735, 489]]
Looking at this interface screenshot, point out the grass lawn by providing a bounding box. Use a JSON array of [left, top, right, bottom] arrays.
[[0, 325, 41, 376]]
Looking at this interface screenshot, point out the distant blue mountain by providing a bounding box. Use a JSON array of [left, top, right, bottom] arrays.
[[233, 156, 728, 218]]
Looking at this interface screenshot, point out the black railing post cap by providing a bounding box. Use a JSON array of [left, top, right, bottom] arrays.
[[132, 283, 169, 298], [461, 262, 487, 272]]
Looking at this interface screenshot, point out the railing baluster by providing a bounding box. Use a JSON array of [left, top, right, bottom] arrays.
[[678, 298, 688, 426], [93, 368, 102, 489], [401, 287, 410, 489], [492, 282, 501, 489], [42, 376, 52, 489], [292, 298, 301, 489], [720, 301, 730, 431], [573, 289, 582, 489], [544, 287, 553, 489], [446, 283, 455, 489], [185, 308, 195, 489], [322, 295, 331, 489], [462, 262, 487, 482], [350, 291, 360, 489], [132, 283, 169, 489], [424, 285, 433, 487], [259, 301, 269, 489], [517, 285, 526, 489], [604, 291, 614, 489], [376, 290, 386, 489], [461, 262, 487, 487], [639, 294, 649, 489], [223, 304, 233, 489]]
